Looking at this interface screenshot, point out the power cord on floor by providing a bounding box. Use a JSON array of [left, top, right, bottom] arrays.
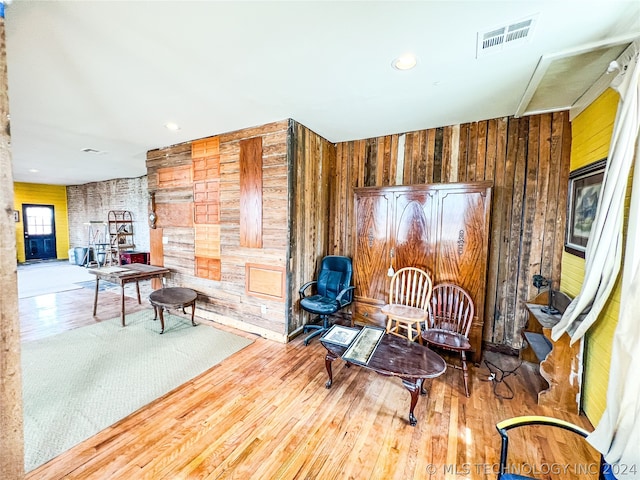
[[480, 358, 522, 400]]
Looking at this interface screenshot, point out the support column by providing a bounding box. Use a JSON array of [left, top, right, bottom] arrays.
[[0, 2, 25, 478]]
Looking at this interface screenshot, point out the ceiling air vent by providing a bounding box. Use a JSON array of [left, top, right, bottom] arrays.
[[477, 15, 538, 58]]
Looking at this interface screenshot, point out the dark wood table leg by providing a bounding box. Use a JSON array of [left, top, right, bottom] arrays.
[[120, 283, 126, 327], [325, 353, 337, 388], [93, 277, 99, 316], [158, 307, 165, 334], [190, 301, 197, 326], [401, 378, 423, 426], [135, 281, 141, 304]]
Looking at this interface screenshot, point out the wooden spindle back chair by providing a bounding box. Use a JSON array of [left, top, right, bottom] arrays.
[[423, 283, 474, 396], [382, 267, 433, 344]]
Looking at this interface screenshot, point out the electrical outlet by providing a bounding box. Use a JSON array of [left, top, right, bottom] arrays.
[[261, 305, 267, 315], [162, 236, 168, 244]]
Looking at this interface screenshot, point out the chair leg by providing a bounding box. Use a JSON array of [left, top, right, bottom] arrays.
[[385, 317, 394, 334], [303, 327, 325, 345], [416, 322, 423, 345], [303, 315, 330, 346], [461, 350, 470, 397]]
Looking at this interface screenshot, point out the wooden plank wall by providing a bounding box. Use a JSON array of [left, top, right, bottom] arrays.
[[330, 113, 571, 350], [146, 120, 290, 341], [289, 120, 336, 335]]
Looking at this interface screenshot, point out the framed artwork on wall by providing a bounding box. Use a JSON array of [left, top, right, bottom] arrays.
[[565, 159, 607, 258]]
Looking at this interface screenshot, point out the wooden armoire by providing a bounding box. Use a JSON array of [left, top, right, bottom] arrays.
[[353, 182, 492, 362]]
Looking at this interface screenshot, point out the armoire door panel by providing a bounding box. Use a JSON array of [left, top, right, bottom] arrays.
[[353, 182, 492, 363], [353, 191, 392, 303], [393, 190, 437, 273], [436, 190, 487, 291], [436, 185, 492, 362]]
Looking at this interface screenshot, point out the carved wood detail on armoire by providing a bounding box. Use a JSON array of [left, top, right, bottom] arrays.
[[353, 182, 493, 363]]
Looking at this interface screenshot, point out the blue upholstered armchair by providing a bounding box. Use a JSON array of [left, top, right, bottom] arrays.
[[299, 256, 355, 345]]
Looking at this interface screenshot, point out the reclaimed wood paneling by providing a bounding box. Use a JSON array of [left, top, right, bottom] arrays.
[[194, 224, 221, 258], [149, 227, 164, 289], [193, 197, 220, 224], [245, 263, 286, 301], [193, 176, 220, 223], [192, 137, 220, 161], [157, 165, 192, 188], [289, 120, 336, 335], [146, 143, 192, 195], [331, 113, 571, 351], [192, 137, 221, 281], [239, 137, 263, 248], [155, 202, 193, 229], [193, 156, 220, 182], [147, 121, 290, 341], [483, 118, 508, 342], [195, 257, 221, 281], [149, 228, 164, 266], [145, 113, 570, 351]]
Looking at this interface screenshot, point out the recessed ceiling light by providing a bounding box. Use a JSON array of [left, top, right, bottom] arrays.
[[392, 53, 417, 71], [29, 169, 39, 173], [165, 122, 181, 131]]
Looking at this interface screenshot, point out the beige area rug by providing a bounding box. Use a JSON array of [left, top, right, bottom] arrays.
[[18, 260, 154, 299], [21, 310, 254, 472], [17, 260, 94, 298]]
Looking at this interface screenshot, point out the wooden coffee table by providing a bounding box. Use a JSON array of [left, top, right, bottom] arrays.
[[320, 323, 446, 426], [148, 287, 198, 334]]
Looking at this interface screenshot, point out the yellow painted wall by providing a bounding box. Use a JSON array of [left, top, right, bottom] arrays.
[[13, 183, 70, 263], [560, 88, 624, 424]]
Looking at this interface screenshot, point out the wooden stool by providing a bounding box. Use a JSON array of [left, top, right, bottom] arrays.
[[148, 287, 197, 334]]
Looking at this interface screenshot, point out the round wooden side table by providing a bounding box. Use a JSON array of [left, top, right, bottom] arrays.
[[148, 287, 198, 334]]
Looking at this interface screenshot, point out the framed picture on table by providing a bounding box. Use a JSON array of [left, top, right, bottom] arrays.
[[320, 324, 359, 348], [565, 159, 606, 258], [341, 326, 385, 366]]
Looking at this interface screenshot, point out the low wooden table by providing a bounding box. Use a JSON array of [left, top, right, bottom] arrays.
[[148, 287, 198, 334], [88, 264, 171, 326], [320, 323, 446, 426]]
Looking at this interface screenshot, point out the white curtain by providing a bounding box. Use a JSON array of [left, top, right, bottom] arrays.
[[552, 41, 640, 476], [552, 41, 640, 343]]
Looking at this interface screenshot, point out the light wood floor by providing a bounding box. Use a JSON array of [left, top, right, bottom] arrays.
[[19, 281, 601, 479]]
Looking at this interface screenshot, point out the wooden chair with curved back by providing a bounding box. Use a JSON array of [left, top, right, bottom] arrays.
[[381, 267, 433, 345], [422, 282, 474, 397]]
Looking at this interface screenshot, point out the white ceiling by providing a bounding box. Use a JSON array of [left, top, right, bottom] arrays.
[[5, 1, 640, 186]]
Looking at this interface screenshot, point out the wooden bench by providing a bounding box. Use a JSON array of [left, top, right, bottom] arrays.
[[521, 290, 583, 413]]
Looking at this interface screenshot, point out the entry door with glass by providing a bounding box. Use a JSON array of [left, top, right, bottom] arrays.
[[22, 204, 57, 261]]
